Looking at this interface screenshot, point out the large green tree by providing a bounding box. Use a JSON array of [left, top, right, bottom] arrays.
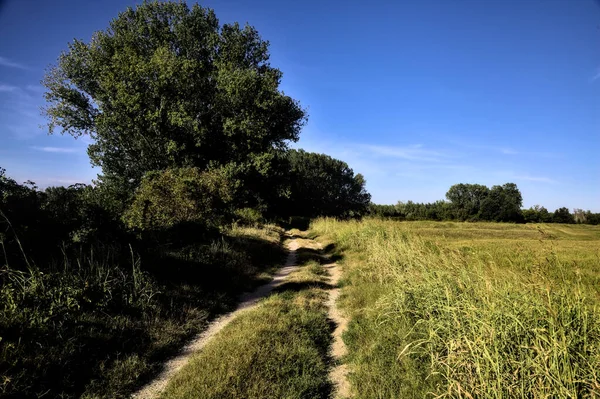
[[43, 2, 306, 195], [479, 183, 523, 222], [552, 207, 575, 224], [445, 183, 490, 220], [281, 149, 371, 218]]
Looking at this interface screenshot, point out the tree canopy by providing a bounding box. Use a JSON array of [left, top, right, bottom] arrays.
[[445, 183, 490, 221], [282, 149, 371, 218], [479, 183, 523, 222], [43, 2, 306, 191]]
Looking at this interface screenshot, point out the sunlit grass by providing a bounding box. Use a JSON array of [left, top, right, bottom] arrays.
[[160, 256, 333, 399], [311, 218, 600, 398]]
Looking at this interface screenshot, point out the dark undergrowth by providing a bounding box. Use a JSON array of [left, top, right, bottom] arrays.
[[0, 224, 286, 399]]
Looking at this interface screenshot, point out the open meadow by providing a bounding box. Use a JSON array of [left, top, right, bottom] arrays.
[[311, 219, 600, 398]]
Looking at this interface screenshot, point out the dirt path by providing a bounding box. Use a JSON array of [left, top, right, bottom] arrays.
[[325, 260, 351, 398], [131, 238, 300, 399]]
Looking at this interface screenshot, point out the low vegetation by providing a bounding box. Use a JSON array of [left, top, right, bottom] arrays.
[[311, 218, 600, 398], [0, 219, 285, 398], [160, 252, 333, 399]]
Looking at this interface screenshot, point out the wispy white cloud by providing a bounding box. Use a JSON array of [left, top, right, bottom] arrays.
[[591, 68, 600, 82], [25, 84, 45, 93], [0, 84, 47, 138], [448, 139, 559, 158], [512, 175, 556, 184], [32, 146, 81, 154], [361, 144, 446, 162], [0, 56, 28, 70], [0, 83, 19, 92]]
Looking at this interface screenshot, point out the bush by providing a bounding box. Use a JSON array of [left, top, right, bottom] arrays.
[[123, 167, 238, 232], [234, 208, 264, 226]]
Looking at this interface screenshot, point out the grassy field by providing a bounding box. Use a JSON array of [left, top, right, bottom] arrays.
[[160, 238, 334, 399], [311, 219, 600, 398]]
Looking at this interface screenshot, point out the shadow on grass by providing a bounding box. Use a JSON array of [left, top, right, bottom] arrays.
[[0, 230, 287, 399], [274, 280, 334, 293], [277, 216, 312, 231], [296, 244, 344, 267]]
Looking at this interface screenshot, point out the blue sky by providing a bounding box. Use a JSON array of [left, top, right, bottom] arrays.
[[0, 0, 598, 211]]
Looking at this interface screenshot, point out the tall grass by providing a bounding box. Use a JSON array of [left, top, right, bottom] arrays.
[[0, 224, 286, 398], [312, 218, 600, 398], [160, 258, 333, 399]]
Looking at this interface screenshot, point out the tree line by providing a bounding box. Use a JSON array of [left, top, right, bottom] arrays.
[[369, 182, 600, 224]]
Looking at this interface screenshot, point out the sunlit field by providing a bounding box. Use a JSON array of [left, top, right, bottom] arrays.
[[311, 219, 600, 398]]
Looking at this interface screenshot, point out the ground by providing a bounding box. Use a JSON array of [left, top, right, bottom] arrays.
[[131, 221, 600, 399]]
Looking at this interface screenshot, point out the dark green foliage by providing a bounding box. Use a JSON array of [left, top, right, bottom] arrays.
[[1, 167, 287, 398], [1, 170, 128, 272], [1, 169, 45, 268], [479, 183, 523, 222], [369, 204, 404, 218], [123, 167, 237, 233], [553, 207, 575, 224], [279, 149, 371, 218], [446, 183, 489, 221], [43, 1, 306, 197], [523, 205, 553, 223], [397, 200, 454, 221], [234, 207, 265, 226]]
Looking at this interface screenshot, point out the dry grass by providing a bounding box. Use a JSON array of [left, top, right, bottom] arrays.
[[311, 218, 600, 398], [159, 252, 333, 399]]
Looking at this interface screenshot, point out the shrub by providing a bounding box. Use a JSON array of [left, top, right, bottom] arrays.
[[234, 207, 264, 226], [123, 167, 238, 232]]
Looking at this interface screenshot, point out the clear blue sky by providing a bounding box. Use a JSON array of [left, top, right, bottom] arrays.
[[0, 0, 598, 211]]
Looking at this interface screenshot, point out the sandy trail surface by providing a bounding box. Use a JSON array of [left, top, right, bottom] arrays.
[[325, 260, 351, 398]]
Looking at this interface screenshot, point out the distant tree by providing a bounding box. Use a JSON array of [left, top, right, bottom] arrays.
[[426, 200, 454, 221], [445, 183, 490, 220], [42, 2, 306, 200], [552, 207, 575, 224], [282, 150, 371, 218], [573, 208, 587, 223], [369, 204, 402, 218], [536, 205, 552, 223], [584, 210, 600, 225], [479, 183, 523, 222], [522, 205, 551, 223]]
